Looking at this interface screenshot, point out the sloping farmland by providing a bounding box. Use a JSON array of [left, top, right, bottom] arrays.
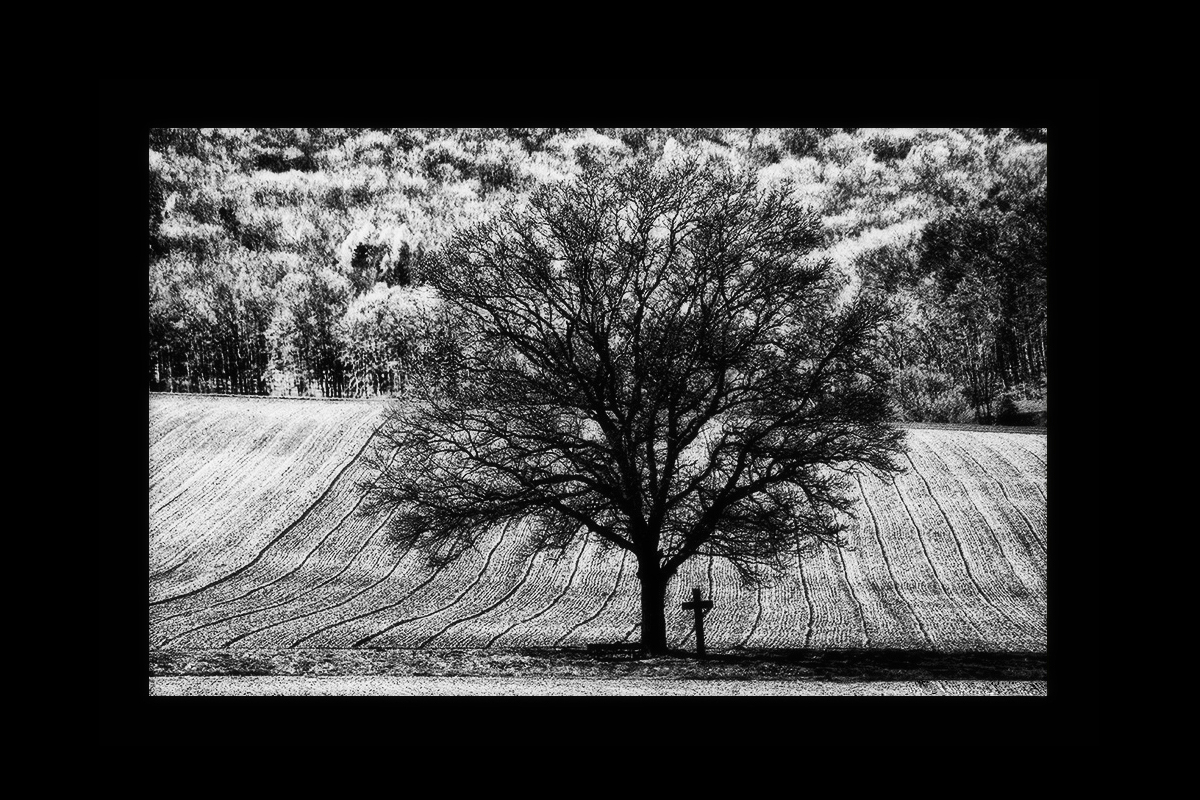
[[149, 394, 1046, 653], [149, 394, 386, 603]]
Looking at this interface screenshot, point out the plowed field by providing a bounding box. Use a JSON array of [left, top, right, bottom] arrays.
[[149, 393, 1046, 653]]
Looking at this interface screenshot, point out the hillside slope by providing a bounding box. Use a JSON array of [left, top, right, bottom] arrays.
[[149, 394, 386, 602], [149, 394, 1046, 652]]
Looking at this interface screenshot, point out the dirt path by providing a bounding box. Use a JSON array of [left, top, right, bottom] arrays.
[[149, 676, 1046, 696]]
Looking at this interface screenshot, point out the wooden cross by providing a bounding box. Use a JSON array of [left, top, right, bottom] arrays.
[[681, 587, 714, 657]]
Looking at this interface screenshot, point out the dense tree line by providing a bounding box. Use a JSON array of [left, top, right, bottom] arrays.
[[148, 127, 1046, 423]]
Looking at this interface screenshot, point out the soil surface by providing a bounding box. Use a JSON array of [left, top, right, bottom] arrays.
[[150, 647, 1047, 682], [896, 421, 1046, 435], [149, 675, 1047, 696]]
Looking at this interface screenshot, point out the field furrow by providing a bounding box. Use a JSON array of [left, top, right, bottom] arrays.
[[739, 570, 806, 649], [370, 522, 538, 648], [797, 544, 868, 649], [934, 433, 1048, 598], [840, 475, 932, 647], [177, 449, 403, 639], [421, 547, 554, 648], [690, 556, 759, 649], [220, 521, 412, 648], [283, 552, 442, 648], [149, 449, 381, 630], [887, 473, 994, 647], [174, 505, 400, 648], [494, 540, 605, 647], [900, 446, 1035, 650], [952, 434, 1048, 552], [478, 537, 591, 648], [149, 400, 383, 604], [150, 415, 300, 574], [549, 547, 630, 646], [853, 474, 945, 647], [316, 523, 511, 648], [974, 433, 1047, 502], [907, 434, 1045, 644], [151, 394, 1048, 656], [155, 414, 381, 583], [556, 550, 637, 647]]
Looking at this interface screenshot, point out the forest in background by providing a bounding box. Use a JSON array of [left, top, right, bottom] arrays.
[[148, 126, 1047, 424]]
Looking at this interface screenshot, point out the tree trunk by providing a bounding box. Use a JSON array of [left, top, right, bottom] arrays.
[[638, 568, 669, 655]]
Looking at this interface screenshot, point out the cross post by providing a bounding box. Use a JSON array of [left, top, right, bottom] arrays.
[[681, 587, 714, 658]]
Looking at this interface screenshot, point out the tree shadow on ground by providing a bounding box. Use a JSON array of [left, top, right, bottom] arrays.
[[150, 646, 1047, 681], [660, 648, 1047, 681]]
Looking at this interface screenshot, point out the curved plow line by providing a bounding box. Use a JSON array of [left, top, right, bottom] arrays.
[[150, 416, 292, 519], [404, 524, 538, 648], [214, 443, 400, 607], [903, 450, 1025, 638], [919, 440, 1044, 613], [833, 541, 870, 649], [150, 412, 377, 577], [152, 431, 381, 614], [148, 400, 227, 482], [217, 508, 400, 647], [943, 435, 1047, 554], [149, 424, 383, 609], [1001, 432, 1048, 469], [147, 396, 199, 449], [798, 553, 815, 649], [155, 470, 377, 634], [352, 522, 514, 649], [795, 554, 823, 650], [949, 436, 1048, 552], [621, 623, 639, 643], [150, 410, 304, 532], [233, 532, 417, 649], [148, 433, 197, 482], [938, 436, 1048, 597], [156, 496, 372, 647], [150, 434, 287, 575], [855, 475, 933, 647], [974, 436, 1046, 503], [149, 561, 184, 582], [994, 480, 1046, 552], [150, 412, 381, 599], [148, 409, 212, 493], [486, 536, 589, 648], [732, 583, 765, 649], [799, 548, 861, 649], [553, 549, 630, 646], [918, 438, 1047, 628], [421, 548, 544, 648], [156, 489, 367, 626], [289, 556, 452, 649], [488, 543, 603, 648], [744, 581, 785, 649], [975, 444, 1049, 543], [967, 432, 1048, 499], [890, 474, 988, 640]]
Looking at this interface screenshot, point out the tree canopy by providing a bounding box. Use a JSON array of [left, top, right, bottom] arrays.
[[148, 127, 1046, 424], [363, 155, 906, 653]]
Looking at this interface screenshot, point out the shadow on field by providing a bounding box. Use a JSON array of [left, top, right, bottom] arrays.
[[660, 648, 1048, 681], [150, 646, 1046, 681]]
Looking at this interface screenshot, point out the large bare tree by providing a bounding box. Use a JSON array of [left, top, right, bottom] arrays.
[[364, 155, 906, 654]]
